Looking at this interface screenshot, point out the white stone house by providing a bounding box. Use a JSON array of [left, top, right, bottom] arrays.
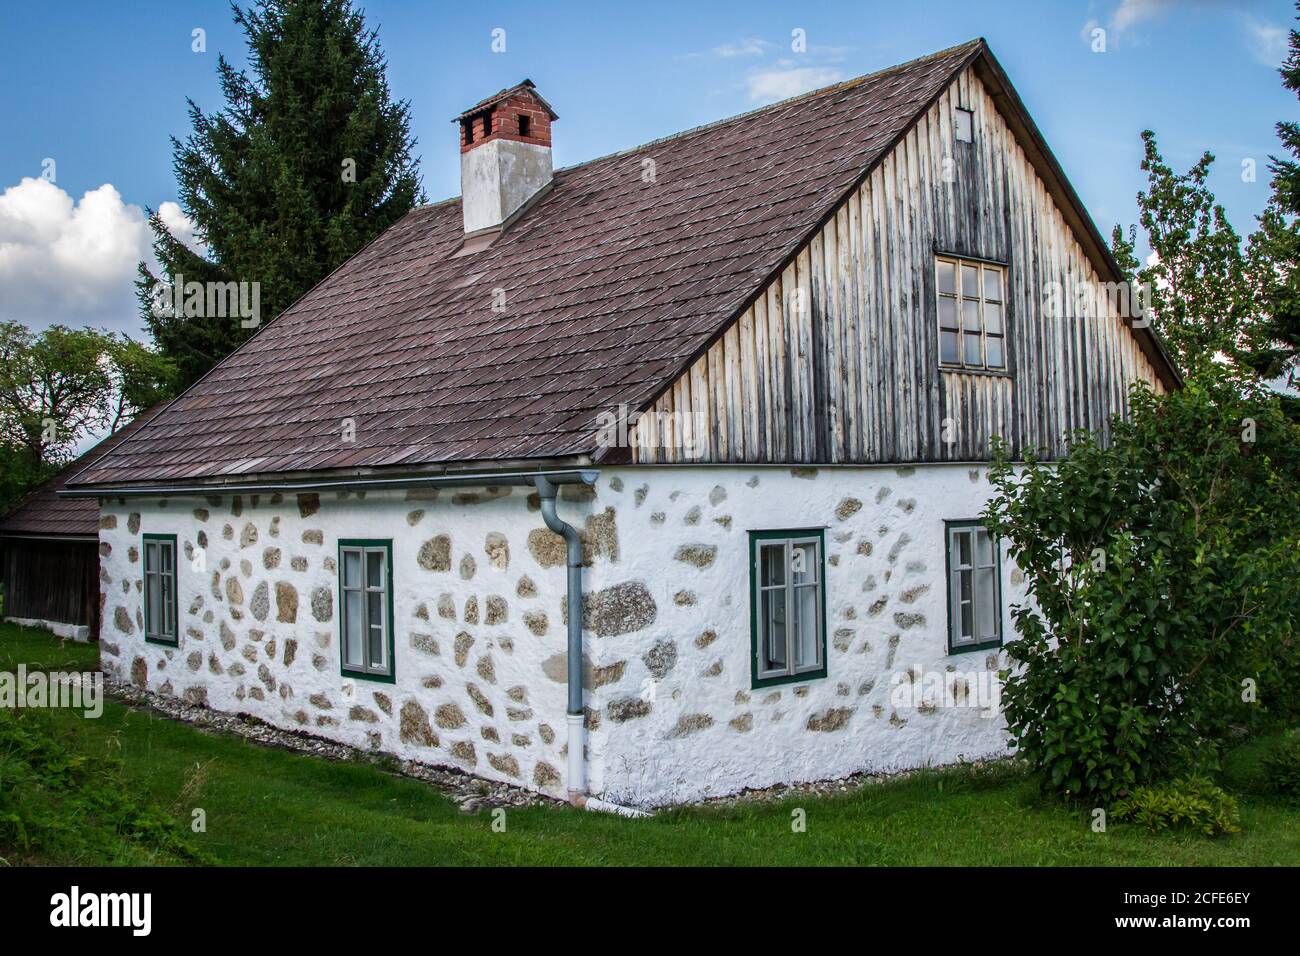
[[67, 40, 1179, 807]]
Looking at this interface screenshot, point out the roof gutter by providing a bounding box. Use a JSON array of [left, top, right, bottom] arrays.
[[58, 468, 600, 499]]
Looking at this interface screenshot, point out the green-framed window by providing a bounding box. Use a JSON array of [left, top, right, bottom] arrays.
[[142, 533, 178, 645], [749, 529, 827, 688], [945, 520, 1003, 654], [338, 539, 395, 682]]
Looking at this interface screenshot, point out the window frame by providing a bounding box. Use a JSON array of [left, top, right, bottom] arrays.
[[936, 254, 1007, 373], [337, 538, 396, 683], [142, 532, 179, 646], [748, 528, 828, 689], [944, 519, 1003, 655]]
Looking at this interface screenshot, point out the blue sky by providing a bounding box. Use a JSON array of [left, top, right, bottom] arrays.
[[0, 0, 1295, 337]]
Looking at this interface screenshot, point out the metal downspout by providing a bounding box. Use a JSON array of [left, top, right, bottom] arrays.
[[533, 476, 586, 801]]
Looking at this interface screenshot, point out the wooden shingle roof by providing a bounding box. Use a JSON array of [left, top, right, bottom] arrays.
[[71, 40, 1009, 488]]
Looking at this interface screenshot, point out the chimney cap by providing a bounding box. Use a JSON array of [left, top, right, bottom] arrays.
[[452, 79, 559, 123]]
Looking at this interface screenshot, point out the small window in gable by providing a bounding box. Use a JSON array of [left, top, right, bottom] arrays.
[[937, 255, 1006, 371], [518, 114, 531, 138], [954, 106, 974, 143], [750, 529, 827, 688], [946, 521, 1002, 654], [143, 533, 178, 646], [339, 540, 395, 682]]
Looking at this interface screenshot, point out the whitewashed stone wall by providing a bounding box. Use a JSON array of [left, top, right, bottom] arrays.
[[97, 464, 1023, 806], [581, 464, 1025, 806]]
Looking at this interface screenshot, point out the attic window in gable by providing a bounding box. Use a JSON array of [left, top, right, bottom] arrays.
[[518, 114, 531, 138], [954, 107, 974, 144]]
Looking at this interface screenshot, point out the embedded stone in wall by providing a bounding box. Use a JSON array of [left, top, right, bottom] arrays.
[[887, 533, 911, 564], [183, 687, 208, 706], [667, 714, 713, 738], [702, 660, 723, 677], [607, 697, 651, 722], [131, 656, 147, 688], [275, 582, 298, 623], [729, 713, 754, 733], [114, 606, 134, 635], [587, 660, 626, 689], [450, 741, 476, 765], [482, 727, 500, 742], [709, 485, 727, 506], [310, 586, 332, 622], [476, 655, 496, 684], [283, 639, 297, 668], [258, 664, 277, 691], [695, 629, 717, 649], [99, 542, 112, 558], [263, 547, 281, 570], [487, 753, 520, 778], [399, 700, 438, 747], [454, 632, 474, 667], [642, 640, 677, 679], [187, 651, 202, 672], [899, 584, 930, 604], [541, 653, 567, 683], [533, 762, 561, 790], [309, 692, 332, 709], [893, 613, 925, 630], [466, 683, 493, 716], [435, 703, 466, 729], [564, 581, 657, 637], [410, 632, 439, 656], [100, 514, 117, 530], [836, 497, 863, 521], [302, 529, 323, 545], [373, 692, 392, 716], [463, 596, 479, 624], [484, 532, 510, 570], [420, 675, 442, 689], [484, 595, 507, 625], [220, 621, 236, 650], [349, 706, 379, 723], [240, 522, 258, 548], [538, 723, 555, 744], [437, 593, 456, 619], [516, 576, 537, 598], [523, 611, 548, 636], [225, 576, 244, 605], [297, 493, 320, 518], [417, 535, 451, 572], [673, 591, 696, 606], [128, 513, 141, 534], [459, 554, 476, 580], [406, 509, 425, 526], [683, 506, 701, 526], [807, 707, 854, 732], [250, 581, 270, 622], [673, 544, 717, 568]]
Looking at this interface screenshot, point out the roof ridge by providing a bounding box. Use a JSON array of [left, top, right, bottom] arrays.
[[412, 38, 985, 211]]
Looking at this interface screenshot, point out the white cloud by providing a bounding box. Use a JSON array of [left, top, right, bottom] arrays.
[[1242, 16, 1288, 68], [712, 38, 772, 58], [0, 177, 198, 337], [747, 64, 843, 103], [1080, 0, 1174, 47]]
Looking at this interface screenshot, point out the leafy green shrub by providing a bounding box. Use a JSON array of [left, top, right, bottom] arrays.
[[985, 378, 1300, 803], [0, 707, 205, 864], [1113, 777, 1241, 837], [1260, 730, 1300, 799]]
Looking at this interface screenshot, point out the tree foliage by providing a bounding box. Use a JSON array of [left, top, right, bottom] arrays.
[[985, 380, 1300, 804], [139, 0, 422, 389]]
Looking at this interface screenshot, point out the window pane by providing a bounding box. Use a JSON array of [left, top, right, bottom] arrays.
[[759, 543, 785, 587], [938, 295, 958, 330], [955, 530, 972, 568], [144, 542, 157, 572], [964, 333, 982, 366], [937, 260, 956, 295], [940, 330, 959, 363], [791, 542, 817, 585], [975, 529, 993, 566], [343, 549, 361, 589], [344, 591, 363, 666], [976, 567, 996, 640], [147, 574, 162, 636], [366, 549, 384, 589], [961, 264, 979, 297], [161, 543, 173, 573], [983, 302, 1002, 334], [794, 585, 819, 668], [959, 571, 973, 638], [982, 267, 1002, 302], [162, 574, 173, 635], [761, 588, 787, 671], [962, 298, 980, 333], [985, 336, 1004, 369]]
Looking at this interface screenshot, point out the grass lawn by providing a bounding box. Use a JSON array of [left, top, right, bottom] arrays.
[[2, 624, 1297, 865], [0, 621, 100, 672]]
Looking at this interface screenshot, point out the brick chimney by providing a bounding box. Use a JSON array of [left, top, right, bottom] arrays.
[[455, 80, 558, 235]]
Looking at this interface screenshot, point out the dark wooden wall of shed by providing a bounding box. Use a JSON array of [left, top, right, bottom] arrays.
[[630, 67, 1167, 465], [0, 538, 100, 637]]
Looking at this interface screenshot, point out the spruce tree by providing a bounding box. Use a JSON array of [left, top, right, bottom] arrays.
[[139, 0, 422, 389]]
